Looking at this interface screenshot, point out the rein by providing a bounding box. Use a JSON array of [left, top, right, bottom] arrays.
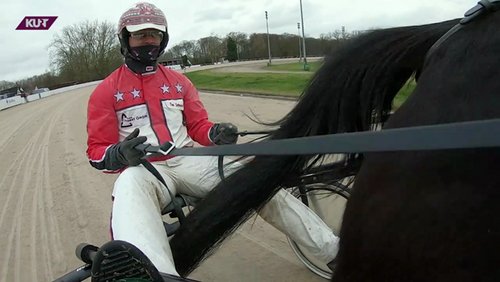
[[169, 119, 500, 157], [217, 130, 272, 180]]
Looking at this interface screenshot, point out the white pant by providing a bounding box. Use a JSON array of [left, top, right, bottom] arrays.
[[111, 156, 339, 275]]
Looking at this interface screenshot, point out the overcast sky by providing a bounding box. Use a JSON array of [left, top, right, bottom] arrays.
[[1, 0, 474, 82]]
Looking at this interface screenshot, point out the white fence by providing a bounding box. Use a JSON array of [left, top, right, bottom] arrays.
[[0, 96, 26, 110], [27, 94, 41, 102], [0, 80, 101, 111]]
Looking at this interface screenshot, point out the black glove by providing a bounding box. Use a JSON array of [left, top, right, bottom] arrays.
[[209, 123, 238, 145], [116, 128, 148, 166], [90, 128, 147, 171]]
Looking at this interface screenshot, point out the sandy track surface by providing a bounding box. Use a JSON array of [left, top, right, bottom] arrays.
[[0, 86, 324, 281]]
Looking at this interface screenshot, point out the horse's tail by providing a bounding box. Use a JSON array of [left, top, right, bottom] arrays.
[[170, 18, 459, 276]]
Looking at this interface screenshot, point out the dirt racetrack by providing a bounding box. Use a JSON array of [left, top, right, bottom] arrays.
[[0, 82, 325, 281]]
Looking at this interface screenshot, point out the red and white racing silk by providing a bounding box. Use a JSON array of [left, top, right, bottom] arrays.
[[86, 65, 214, 171]]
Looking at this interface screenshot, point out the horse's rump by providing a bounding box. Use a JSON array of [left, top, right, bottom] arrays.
[[335, 9, 500, 282]]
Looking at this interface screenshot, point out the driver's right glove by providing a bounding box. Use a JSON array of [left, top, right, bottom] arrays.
[[100, 128, 147, 170], [209, 123, 238, 145]]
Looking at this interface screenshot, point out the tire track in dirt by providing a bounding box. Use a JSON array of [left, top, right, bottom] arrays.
[[32, 108, 68, 281], [0, 118, 47, 281], [61, 136, 90, 238], [22, 110, 59, 282], [0, 93, 82, 281], [0, 140, 35, 231], [36, 148, 54, 280], [29, 147, 44, 281], [0, 98, 57, 155], [31, 93, 87, 281], [0, 103, 56, 226]]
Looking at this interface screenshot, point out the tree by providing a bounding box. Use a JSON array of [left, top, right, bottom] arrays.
[[248, 33, 268, 59], [177, 40, 197, 59], [161, 39, 203, 65], [166, 44, 185, 60], [49, 20, 122, 82], [227, 32, 249, 59], [0, 81, 15, 91], [226, 37, 238, 62], [16, 71, 59, 92], [198, 35, 224, 64]]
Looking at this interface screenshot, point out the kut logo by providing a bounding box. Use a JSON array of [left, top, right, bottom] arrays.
[[16, 16, 57, 30]]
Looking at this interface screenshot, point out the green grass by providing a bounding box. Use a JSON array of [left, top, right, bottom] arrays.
[[186, 65, 417, 109], [393, 79, 416, 109], [264, 61, 323, 72], [185, 70, 313, 97]]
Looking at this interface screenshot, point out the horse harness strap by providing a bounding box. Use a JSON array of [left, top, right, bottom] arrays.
[[165, 119, 500, 157], [140, 159, 186, 224], [217, 155, 225, 181], [427, 0, 500, 58], [462, 0, 500, 23]]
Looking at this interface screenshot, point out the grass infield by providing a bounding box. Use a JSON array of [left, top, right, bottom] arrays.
[[185, 61, 415, 109]]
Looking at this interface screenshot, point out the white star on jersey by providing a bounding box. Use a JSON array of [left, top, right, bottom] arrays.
[[114, 91, 124, 102], [161, 84, 170, 94], [175, 83, 183, 93], [131, 88, 141, 99]]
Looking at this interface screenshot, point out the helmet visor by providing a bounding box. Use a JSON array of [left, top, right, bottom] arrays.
[[126, 23, 166, 33]]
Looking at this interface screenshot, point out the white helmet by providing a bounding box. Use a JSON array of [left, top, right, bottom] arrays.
[[118, 2, 167, 33], [117, 2, 169, 55]]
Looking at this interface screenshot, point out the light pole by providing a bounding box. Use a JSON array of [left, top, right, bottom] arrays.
[[265, 11, 272, 66], [297, 22, 302, 62], [299, 0, 309, 70]]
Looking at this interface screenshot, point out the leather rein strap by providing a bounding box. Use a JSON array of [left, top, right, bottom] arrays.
[[170, 119, 500, 157]]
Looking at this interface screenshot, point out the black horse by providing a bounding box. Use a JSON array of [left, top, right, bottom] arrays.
[[170, 3, 500, 281]]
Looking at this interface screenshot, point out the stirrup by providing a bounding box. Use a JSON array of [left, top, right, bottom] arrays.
[[326, 257, 337, 272], [91, 240, 163, 282]]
